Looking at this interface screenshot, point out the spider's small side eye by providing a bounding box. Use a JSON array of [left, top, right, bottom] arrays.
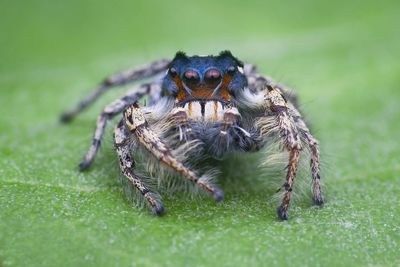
[[169, 67, 177, 77], [227, 66, 236, 75]]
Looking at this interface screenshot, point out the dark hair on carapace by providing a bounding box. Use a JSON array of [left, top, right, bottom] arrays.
[[217, 50, 244, 67]]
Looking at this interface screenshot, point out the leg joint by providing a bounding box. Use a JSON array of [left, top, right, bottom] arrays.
[[283, 182, 292, 192]]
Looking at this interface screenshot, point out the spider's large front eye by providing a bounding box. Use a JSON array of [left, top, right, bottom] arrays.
[[183, 70, 200, 85], [205, 69, 222, 87], [169, 67, 177, 77], [205, 69, 221, 81]]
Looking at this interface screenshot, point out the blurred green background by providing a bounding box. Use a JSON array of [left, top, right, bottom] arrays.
[[1, 0, 399, 266]]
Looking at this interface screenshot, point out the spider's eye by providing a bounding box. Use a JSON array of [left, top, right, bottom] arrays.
[[169, 67, 177, 77], [227, 66, 236, 75], [183, 70, 200, 85], [205, 69, 222, 85], [205, 69, 221, 81]]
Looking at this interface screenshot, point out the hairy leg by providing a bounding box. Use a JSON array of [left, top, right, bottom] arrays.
[[79, 83, 153, 170], [243, 70, 324, 213], [60, 59, 170, 122], [289, 106, 324, 205], [124, 103, 224, 201], [259, 84, 303, 220], [114, 120, 164, 215], [306, 132, 323, 205]]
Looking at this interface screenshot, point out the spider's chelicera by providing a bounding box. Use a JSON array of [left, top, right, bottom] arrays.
[[61, 51, 324, 220]]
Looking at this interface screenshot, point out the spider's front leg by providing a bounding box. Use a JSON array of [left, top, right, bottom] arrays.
[[289, 106, 324, 206], [260, 85, 303, 220], [124, 103, 224, 202], [247, 68, 324, 210], [114, 120, 164, 215]]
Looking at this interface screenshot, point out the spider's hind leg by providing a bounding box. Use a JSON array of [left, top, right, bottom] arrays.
[[114, 120, 164, 215], [60, 59, 170, 123]]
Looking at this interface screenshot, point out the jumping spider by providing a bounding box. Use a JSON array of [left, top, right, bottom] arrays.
[[61, 51, 324, 220]]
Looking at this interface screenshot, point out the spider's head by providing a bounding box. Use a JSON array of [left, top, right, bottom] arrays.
[[162, 51, 247, 103]]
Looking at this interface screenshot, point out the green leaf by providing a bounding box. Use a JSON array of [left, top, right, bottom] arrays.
[[1, 1, 399, 266]]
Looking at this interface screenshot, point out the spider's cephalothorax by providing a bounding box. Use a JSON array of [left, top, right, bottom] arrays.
[[61, 51, 324, 220], [163, 51, 247, 103], [161, 51, 259, 157]]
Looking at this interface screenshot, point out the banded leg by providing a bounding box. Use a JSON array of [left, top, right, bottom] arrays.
[[79, 83, 152, 170], [306, 132, 323, 205], [114, 120, 164, 215], [60, 59, 170, 122], [252, 72, 323, 208], [289, 107, 324, 205], [263, 85, 302, 220], [124, 104, 224, 201]]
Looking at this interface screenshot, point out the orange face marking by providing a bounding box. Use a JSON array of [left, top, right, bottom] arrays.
[[173, 76, 186, 102], [191, 85, 213, 98], [219, 74, 233, 101], [175, 74, 233, 103]]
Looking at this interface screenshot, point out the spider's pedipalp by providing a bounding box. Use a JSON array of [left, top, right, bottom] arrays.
[[170, 106, 194, 142], [60, 59, 170, 123]]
